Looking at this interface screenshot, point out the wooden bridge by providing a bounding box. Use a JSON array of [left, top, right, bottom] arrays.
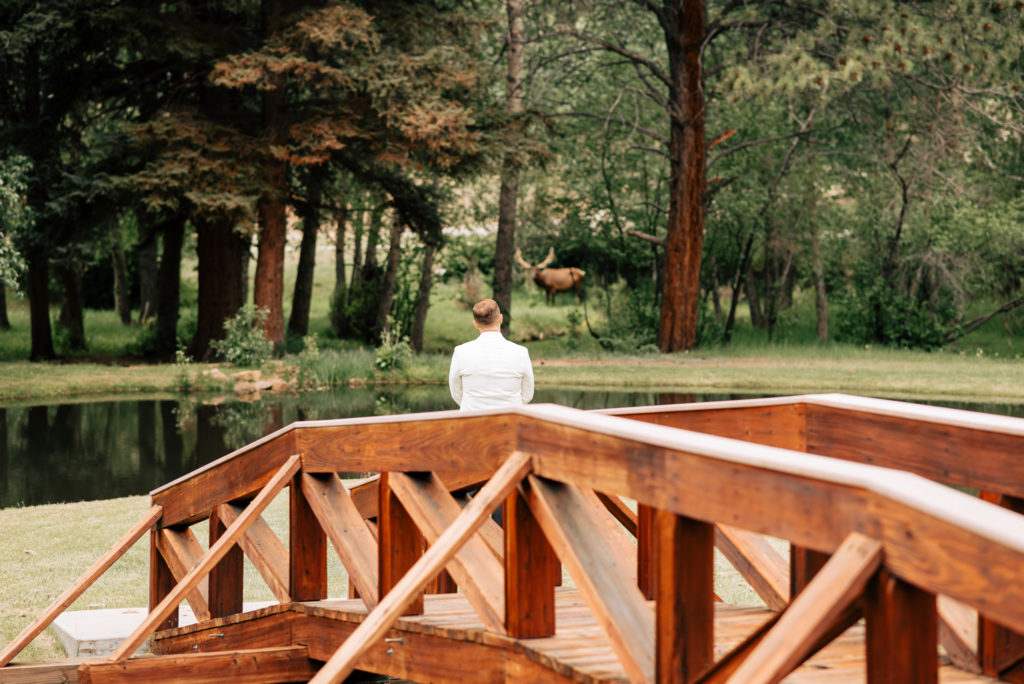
[[3, 393, 1024, 683]]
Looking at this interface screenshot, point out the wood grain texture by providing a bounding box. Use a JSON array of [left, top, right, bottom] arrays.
[[389, 471, 506, 632], [865, 568, 938, 684], [156, 527, 212, 622], [504, 489, 556, 638], [208, 506, 244, 618], [79, 646, 316, 684], [290, 473, 328, 602], [0, 506, 161, 668], [378, 472, 424, 616], [307, 450, 532, 684], [715, 524, 788, 611], [150, 526, 178, 633], [525, 475, 655, 683], [216, 504, 289, 604], [110, 455, 301, 661], [656, 510, 714, 684], [938, 596, 980, 674], [299, 472, 379, 609], [725, 532, 883, 684]]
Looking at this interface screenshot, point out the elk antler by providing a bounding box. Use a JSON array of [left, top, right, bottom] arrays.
[[513, 248, 534, 270], [535, 246, 556, 270]]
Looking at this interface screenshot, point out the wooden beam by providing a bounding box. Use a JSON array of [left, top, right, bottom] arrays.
[[715, 525, 789, 611], [207, 506, 243, 618], [307, 450, 532, 684], [290, 472, 328, 601], [452, 490, 504, 562], [79, 646, 316, 684], [725, 531, 883, 684], [937, 596, 979, 674], [378, 472, 424, 615], [150, 527, 177, 632], [865, 568, 938, 683], [110, 455, 301, 661], [0, 506, 161, 668], [979, 491, 1024, 678], [656, 509, 714, 684], [596, 492, 638, 536], [504, 488, 556, 638], [525, 475, 655, 683], [388, 471, 506, 632], [0, 657, 103, 683], [217, 503, 290, 604], [300, 472, 379, 609], [156, 527, 212, 622], [638, 504, 654, 599]]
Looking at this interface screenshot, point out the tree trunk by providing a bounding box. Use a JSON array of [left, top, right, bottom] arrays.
[[288, 166, 324, 339], [657, 0, 706, 353], [189, 215, 246, 361], [58, 259, 86, 351], [493, 0, 525, 337], [745, 272, 765, 330], [27, 250, 55, 361], [375, 214, 404, 338], [350, 202, 366, 294], [154, 214, 185, 356], [0, 285, 10, 330], [252, 0, 288, 351], [331, 202, 349, 338], [137, 213, 159, 325], [410, 241, 436, 352], [112, 239, 132, 325]]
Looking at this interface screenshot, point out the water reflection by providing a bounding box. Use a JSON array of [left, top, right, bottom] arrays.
[[1, 388, 1021, 508]]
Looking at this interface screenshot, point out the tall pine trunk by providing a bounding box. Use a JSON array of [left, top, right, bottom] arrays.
[[492, 0, 524, 337], [154, 214, 185, 356], [288, 166, 324, 338], [410, 241, 436, 352], [58, 259, 86, 350], [0, 285, 10, 330], [137, 214, 159, 325], [27, 250, 55, 361], [189, 215, 246, 361], [112, 239, 132, 325], [330, 202, 349, 338], [375, 214, 404, 337], [657, 0, 706, 352]]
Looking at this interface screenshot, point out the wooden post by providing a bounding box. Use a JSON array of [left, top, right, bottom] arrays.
[[978, 491, 1024, 678], [790, 545, 830, 598], [150, 526, 178, 632], [638, 503, 655, 599], [290, 475, 328, 601], [378, 472, 424, 615], [865, 568, 938, 683], [208, 507, 244, 617], [655, 509, 714, 684], [504, 488, 556, 638]]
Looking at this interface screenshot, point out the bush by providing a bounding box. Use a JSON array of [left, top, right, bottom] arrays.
[[210, 304, 274, 366], [375, 318, 413, 371]]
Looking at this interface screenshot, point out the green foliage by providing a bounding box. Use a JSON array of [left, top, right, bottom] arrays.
[[374, 318, 413, 371], [0, 155, 31, 291], [834, 278, 957, 351], [210, 304, 274, 366]]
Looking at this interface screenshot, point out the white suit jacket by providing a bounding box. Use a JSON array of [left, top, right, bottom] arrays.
[[449, 331, 534, 411]]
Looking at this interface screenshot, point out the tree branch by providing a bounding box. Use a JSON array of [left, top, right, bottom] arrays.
[[549, 111, 667, 144], [946, 296, 1024, 344]]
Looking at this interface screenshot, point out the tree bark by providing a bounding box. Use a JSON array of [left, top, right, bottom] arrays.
[[137, 213, 159, 325], [154, 214, 185, 356], [410, 241, 436, 352], [375, 213, 404, 338], [112, 239, 132, 325], [27, 250, 55, 361], [331, 202, 349, 338], [657, 0, 707, 352], [58, 259, 86, 350], [252, 0, 288, 351], [288, 166, 324, 339], [492, 0, 525, 337], [0, 285, 9, 330], [189, 215, 246, 361]]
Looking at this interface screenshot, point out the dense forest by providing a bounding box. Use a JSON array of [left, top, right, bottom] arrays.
[[1, 0, 1022, 361]]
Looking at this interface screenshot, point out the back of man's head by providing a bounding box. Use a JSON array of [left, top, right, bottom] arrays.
[[472, 299, 501, 328]]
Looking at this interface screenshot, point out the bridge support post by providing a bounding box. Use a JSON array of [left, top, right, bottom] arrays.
[[149, 527, 178, 632], [790, 546, 830, 597], [979, 492, 1024, 679], [655, 509, 714, 683], [379, 472, 425, 615], [209, 506, 244, 617], [865, 568, 937, 683], [638, 504, 654, 599], [290, 474, 328, 601], [504, 489, 556, 637]]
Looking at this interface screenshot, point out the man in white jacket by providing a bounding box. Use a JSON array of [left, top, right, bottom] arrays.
[[449, 299, 534, 411]]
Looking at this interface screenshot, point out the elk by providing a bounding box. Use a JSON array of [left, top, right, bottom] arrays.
[[514, 247, 586, 304]]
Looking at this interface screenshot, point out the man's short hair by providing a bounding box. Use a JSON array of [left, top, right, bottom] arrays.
[[473, 299, 501, 327]]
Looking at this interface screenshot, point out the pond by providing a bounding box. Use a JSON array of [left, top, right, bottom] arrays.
[[1, 387, 1022, 509]]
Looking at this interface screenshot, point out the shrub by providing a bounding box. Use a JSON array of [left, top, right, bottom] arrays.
[[375, 318, 413, 371], [210, 304, 274, 366]]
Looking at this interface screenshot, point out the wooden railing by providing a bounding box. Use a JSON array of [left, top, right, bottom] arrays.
[[3, 394, 1024, 684]]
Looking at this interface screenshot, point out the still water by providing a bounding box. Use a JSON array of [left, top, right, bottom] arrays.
[[1, 387, 1021, 509]]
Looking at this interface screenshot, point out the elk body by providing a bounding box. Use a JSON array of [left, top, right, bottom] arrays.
[[514, 247, 586, 304]]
